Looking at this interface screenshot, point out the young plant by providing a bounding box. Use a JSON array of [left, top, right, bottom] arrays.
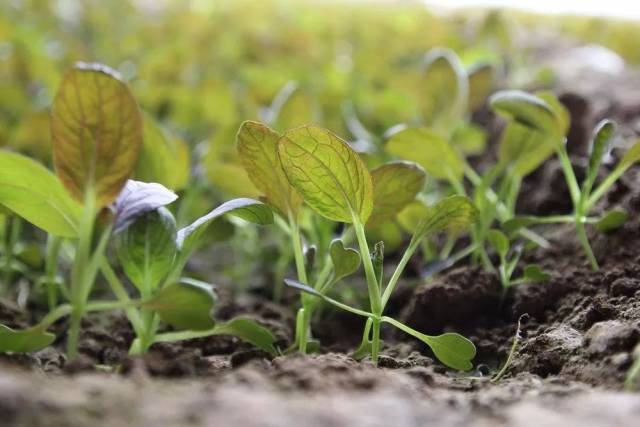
[[276, 124, 478, 370], [0, 63, 277, 359], [486, 229, 549, 296], [492, 91, 638, 270]]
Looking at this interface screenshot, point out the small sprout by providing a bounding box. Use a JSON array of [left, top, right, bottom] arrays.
[[329, 239, 361, 282], [595, 209, 628, 233], [0, 325, 56, 353]]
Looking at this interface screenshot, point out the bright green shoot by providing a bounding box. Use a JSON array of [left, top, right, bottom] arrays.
[[492, 91, 638, 270], [276, 124, 478, 370]]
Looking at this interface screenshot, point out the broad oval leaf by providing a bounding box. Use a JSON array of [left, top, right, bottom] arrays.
[[115, 207, 177, 292], [596, 209, 628, 233], [212, 317, 277, 356], [111, 180, 177, 234], [0, 325, 56, 353], [584, 120, 616, 196], [142, 279, 217, 331], [51, 62, 143, 208], [452, 122, 487, 155], [489, 90, 561, 136], [0, 150, 81, 237], [330, 239, 361, 282], [237, 120, 302, 216], [467, 63, 494, 112], [397, 201, 430, 234], [421, 48, 468, 130], [386, 128, 465, 182], [422, 332, 476, 371], [368, 161, 426, 226], [278, 125, 373, 223], [498, 123, 555, 178], [410, 195, 478, 246], [136, 114, 190, 191], [177, 198, 273, 255]]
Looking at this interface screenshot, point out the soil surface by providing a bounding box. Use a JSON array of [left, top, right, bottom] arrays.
[[2, 34, 640, 427]]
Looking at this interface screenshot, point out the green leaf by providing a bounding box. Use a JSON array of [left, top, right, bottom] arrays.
[[278, 125, 373, 223], [136, 114, 190, 191], [498, 123, 555, 178], [397, 201, 430, 234], [421, 48, 468, 130], [367, 161, 426, 226], [487, 229, 509, 259], [0, 150, 81, 237], [237, 120, 302, 216], [409, 195, 478, 246], [502, 216, 537, 234], [583, 120, 616, 196], [613, 140, 640, 175], [50, 62, 143, 208], [522, 264, 551, 283], [212, 317, 277, 356], [423, 333, 476, 371], [142, 280, 217, 331], [451, 122, 487, 155], [0, 325, 55, 353], [115, 207, 177, 293], [467, 63, 494, 112], [268, 82, 316, 131], [386, 127, 465, 182], [489, 90, 562, 137], [329, 239, 361, 282], [596, 209, 628, 233], [177, 198, 273, 255], [382, 316, 475, 371]]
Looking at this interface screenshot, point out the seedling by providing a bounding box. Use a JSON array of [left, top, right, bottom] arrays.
[[273, 124, 477, 369], [492, 91, 639, 270], [487, 229, 549, 296], [0, 63, 277, 359]]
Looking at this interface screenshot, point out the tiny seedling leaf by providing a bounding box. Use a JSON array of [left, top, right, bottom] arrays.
[[111, 180, 177, 234], [467, 62, 494, 112], [372, 241, 384, 287], [0, 325, 56, 353], [583, 120, 616, 195], [489, 90, 561, 137], [614, 140, 640, 174], [329, 239, 361, 282], [278, 125, 373, 223], [142, 280, 217, 331], [386, 128, 465, 182], [0, 150, 81, 237], [50, 62, 143, 208], [487, 229, 509, 260], [237, 120, 302, 216], [409, 195, 478, 246], [522, 264, 551, 283], [596, 209, 628, 233], [212, 317, 277, 356], [177, 198, 273, 255], [367, 161, 426, 226], [115, 207, 177, 293]]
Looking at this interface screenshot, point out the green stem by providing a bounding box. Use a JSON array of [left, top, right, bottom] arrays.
[[625, 350, 640, 390], [352, 215, 381, 316], [556, 143, 581, 205], [370, 317, 381, 363], [288, 212, 308, 284], [381, 241, 418, 309], [99, 260, 145, 336], [44, 235, 62, 310], [576, 216, 598, 270]]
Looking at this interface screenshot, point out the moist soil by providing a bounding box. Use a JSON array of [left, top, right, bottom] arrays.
[[2, 37, 640, 427]]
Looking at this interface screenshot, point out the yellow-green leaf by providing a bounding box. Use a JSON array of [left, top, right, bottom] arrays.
[[50, 62, 143, 208], [489, 90, 562, 137], [368, 161, 426, 226], [0, 150, 81, 237], [237, 120, 302, 216], [142, 280, 216, 331], [410, 195, 477, 246], [278, 125, 373, 223], [136, 114, 190, 191], [421, 48, 467, 130], [386, 127, 465, 182], [0, 325, 56, 353]]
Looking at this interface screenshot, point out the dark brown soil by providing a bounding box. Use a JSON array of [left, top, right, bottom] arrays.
[[2, 37, 640, 427]]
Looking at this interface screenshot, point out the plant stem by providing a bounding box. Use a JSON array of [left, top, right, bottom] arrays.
[[381, 241, 418, 309], [288, 212, 308, 284], [44, 235, 62, 310], [99, 260, 145, 336], [555, 143, 581, 205], [352, 216, 381, 316], [575, 216, 598, 270], [370, 317, 381, 363]]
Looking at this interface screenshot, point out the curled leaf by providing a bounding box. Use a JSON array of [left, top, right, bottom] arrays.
[[111, 180, 177, 234], [489, 90, 561, 137], [51, 62, 143, 208], [278, 125, 373, 223]]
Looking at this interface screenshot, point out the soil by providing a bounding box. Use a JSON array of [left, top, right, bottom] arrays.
[[2, 35, 640, 427]]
